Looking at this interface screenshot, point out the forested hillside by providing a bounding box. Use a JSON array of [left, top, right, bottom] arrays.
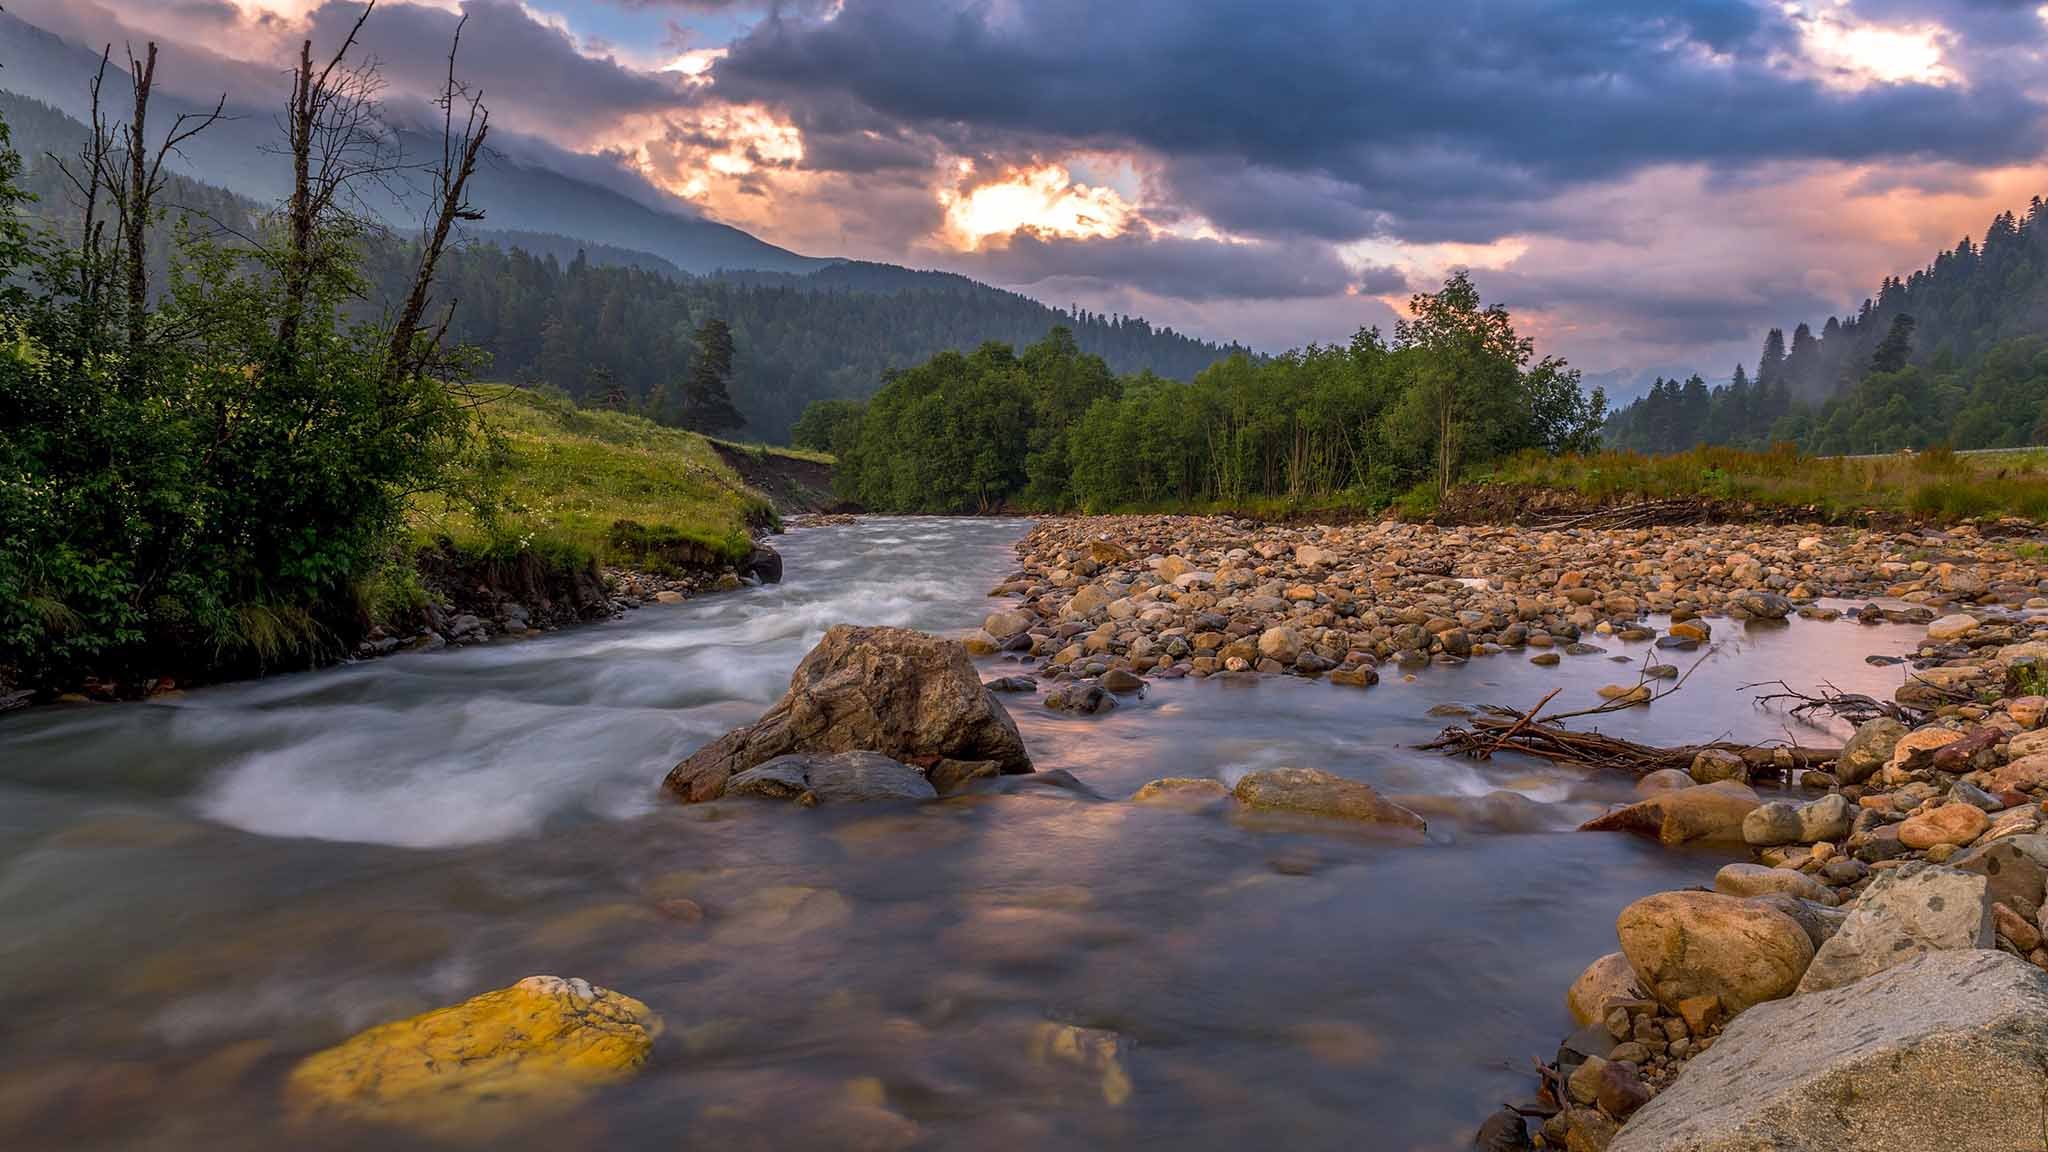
[[1607, 195, 2048, 454], [4, 89, 1239, 439], [384, 244, 1240, 438]]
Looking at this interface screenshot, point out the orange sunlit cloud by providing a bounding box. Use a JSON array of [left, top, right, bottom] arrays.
[[939, 162, 1137, 250]]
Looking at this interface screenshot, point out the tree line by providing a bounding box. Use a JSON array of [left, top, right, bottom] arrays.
[[1, 6, 492, 689], [803, 273, 1607, 513], [1608, 195, 2048, 455]]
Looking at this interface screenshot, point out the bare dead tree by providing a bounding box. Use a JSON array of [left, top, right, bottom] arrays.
[[92, 42, 227, 358], [383, 12, 488, 389], [276, 0, 386, 360], [51, 47, 118, 356]]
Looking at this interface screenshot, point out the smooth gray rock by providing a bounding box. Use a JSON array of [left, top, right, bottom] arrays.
[[1796, 862, 1992, 994], [1740, 801, 1802, 847], [727, 751, 938, 803], [1836, 716, 1905, 784], [1610, 950, 2048, 1152], [1794, 794, 1851, 842]]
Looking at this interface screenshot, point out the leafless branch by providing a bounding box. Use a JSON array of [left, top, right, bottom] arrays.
[[384, 12, 487, 388]]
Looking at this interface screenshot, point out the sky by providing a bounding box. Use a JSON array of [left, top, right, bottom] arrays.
[[17, 0, 2048, 394]]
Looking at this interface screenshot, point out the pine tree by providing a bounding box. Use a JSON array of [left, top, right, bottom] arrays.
[[1756, 328, 1787, 389], [1870, 313, 1916, 374], [591, 365, 625, 409], [681, 317, 743, 433]]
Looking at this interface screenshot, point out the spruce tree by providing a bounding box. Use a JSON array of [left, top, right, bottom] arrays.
[[681, 317, 744, 433], [1870, 313, 1916, 374]]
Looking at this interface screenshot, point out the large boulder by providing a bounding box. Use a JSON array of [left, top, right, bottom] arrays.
[[1231, 767, 1425, 833], [287, 976, 660, 1138], [1616, 891, 1813, 1016], [743, 544, 784, 585], [664, 625, 1031, 801], [1581, 781, 1761, 846], [1609, 950, 2048, 1152], [1796, 862, 1992, 994]]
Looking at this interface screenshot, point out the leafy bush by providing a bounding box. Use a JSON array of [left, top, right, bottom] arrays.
[[0, 105, 478, 688]]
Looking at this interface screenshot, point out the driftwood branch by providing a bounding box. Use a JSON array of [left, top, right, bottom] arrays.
[[1739, 678, 1928, 728], [1535, 645, 1715, 725], [1528, 499, 1707, 531]]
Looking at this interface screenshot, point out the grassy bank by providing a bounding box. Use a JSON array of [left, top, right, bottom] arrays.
[[1481, 445, 2048, 523], [408, 385, 789, 571]]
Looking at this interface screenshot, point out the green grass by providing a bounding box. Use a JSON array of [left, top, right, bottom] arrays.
[[1484, 444, 2048, 523], [409, 385, 774, 569], [705, 435, 836, 466]]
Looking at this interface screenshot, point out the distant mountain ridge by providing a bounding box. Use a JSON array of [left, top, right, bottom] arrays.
[[0, 8, 824, 276], [0, 74, 1241, 439]]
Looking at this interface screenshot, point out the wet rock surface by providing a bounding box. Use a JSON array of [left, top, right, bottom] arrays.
[[665, 625, 1033, 801], [727, 751, 940, 804]]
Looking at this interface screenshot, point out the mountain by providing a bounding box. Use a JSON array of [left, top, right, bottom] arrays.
[[1604, 194, 2048, 454], [0, 9, 824, 276], [0, 88, 1241, 439]]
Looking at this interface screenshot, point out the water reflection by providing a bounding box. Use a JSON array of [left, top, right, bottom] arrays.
[[0, 517, 1925, 1150]]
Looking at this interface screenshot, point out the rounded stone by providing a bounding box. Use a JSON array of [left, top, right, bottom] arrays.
[[1616, 890, 1815, 1016]]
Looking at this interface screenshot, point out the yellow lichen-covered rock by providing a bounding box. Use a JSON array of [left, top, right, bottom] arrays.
[[287, 975, 661, 1138], [1029, 1021, 1133, 1106]]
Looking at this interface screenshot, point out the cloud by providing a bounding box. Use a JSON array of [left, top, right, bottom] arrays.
[[712, 0, 2047, 244], [305, 0, 697, 139], [15, 0, 2048, 378], [944, 229, 1376, 301]]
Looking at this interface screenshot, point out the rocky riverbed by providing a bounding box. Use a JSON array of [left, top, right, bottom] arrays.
[[959, 514, 2048, 1150], [970, 515, 2041, 693]]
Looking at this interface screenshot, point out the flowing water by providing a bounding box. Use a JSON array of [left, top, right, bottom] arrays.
[[0, 517, 1929, 1150]]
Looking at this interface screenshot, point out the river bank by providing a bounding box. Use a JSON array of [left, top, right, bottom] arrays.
[[978, 513, 2048, 1149]]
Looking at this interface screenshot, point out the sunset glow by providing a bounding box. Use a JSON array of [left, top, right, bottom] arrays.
[[940, 163, 1136, 249], [1792, 5, 1959, 89]]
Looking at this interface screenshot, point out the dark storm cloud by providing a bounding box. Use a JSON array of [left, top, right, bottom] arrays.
[[952, 230, 1391, 302], [1493, 264, 1840, 347], [713, 0, 2047, 244]]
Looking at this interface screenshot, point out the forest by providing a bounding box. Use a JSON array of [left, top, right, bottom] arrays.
[[1606, 195, 2048, 454], [809, 273, 1608, 514]]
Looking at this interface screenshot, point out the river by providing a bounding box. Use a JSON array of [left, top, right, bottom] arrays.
[[0, 517, 1928, 1150]]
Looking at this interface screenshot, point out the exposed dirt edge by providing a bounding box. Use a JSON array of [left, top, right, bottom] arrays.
[[710, 442, 853, 515]]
